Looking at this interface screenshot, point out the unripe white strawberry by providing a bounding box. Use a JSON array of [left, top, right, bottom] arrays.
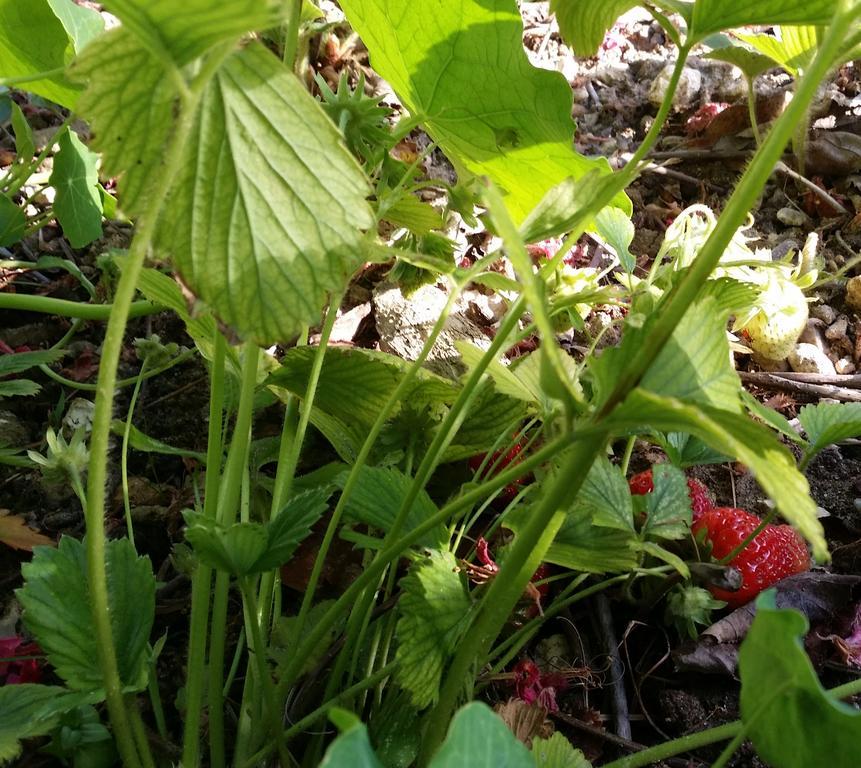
[[744, 278, 808, 360]]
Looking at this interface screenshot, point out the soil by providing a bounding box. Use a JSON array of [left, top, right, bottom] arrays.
[[3, 3, 861, 767]]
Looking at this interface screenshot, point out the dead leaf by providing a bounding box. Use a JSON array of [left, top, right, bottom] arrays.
[[0, 509, 55, 551], [806, 131, 861, 176], [494, 698, 553, 747]]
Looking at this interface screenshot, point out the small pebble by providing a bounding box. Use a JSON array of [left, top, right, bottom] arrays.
[[811, 304, 837, 324], [788, 343, 837, 374], [847, 276, 861, 312], [776, 207, 808, 227], [825, 316, 849, 341], [798, 319, 827, 352], [836, 357, 856, 374], [649, 64, 701, 109]]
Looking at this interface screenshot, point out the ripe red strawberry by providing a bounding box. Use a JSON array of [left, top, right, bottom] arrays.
[[692, 507, 811, 608], [468, 441, 532, 504], [628, 467, 713, 522]]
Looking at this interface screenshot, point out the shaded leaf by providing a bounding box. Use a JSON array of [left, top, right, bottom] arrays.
[[740, 593, 861, 768], [642, 463, 692, 540], [46, 0, 104, 54], [705, 46, 775, 80], [51, 128, 103, 248], [155, 43, 374, 345], [799, 402, 861, 459], [338, 0, 628, 223], [0, 510, 54, 551], [109, 420, 207, 463], [532, 732, 592, 768], [382, 195, 445, 234], [335, 466, 446, 549], [0, 346, 65, 377], [550, 0, 636, 57], [0, 196, 26, 247], [396, 550, 471, 709], [0, 380, 41, 399], [17, 536, 155, 691], [321, 709, 384, 768], [575, 455, 633, 532], [10, 101, 34, 163]]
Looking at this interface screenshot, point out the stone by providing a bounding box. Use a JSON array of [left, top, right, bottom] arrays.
[[811, 304, 837, 324], [836, 357, 857, 375], [825, 316, 849, 341], [797, 319, 827, 352], [788, 343, 837, 375], [847, 276, 861, 312], [649, 64, 702, 110], [776, 207, 808, 227]]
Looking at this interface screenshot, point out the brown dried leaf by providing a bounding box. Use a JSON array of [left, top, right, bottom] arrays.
[[0, 509, 55, 551], [494, 698, 553, 748], [806, 131, 861, 176]]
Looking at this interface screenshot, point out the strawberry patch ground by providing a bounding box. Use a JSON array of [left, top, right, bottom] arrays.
[[3, 3, 861, 767]]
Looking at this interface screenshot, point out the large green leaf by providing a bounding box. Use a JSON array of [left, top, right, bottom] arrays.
[[798, 402, 861, 459], [642, 463, 691, 541], [101, 0, 281, 65], [429, 702, 533, 768], [550, 0, 637, 56], [575, 455, 634, 532], [396, 550, 471, 709], [0, 685, 98, 764], [154, 43, 374, 345], [335, 466, 447, 549], [70, 28, 176, 216], [0, 0, 81, 107], [338, 0, 628, 223], [690, 0, 836, 42], [739, 593, 861, 768], [321, 710, 384, 768], [607, 389, 826, 560], [532, 733, 592, 768], [17, 536, 155, 692], [736, 26, 818, 76], [46, 0, 104, 54], [639, 296, 742, 413], [50, 128, 103, 248]]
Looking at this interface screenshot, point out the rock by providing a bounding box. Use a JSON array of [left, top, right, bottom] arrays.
[[649, 64, 701, 110], [825, 315, 849, 341], [373, 282, 491, 379], [798, 319, 827, 352], [847, 276, 861, 312], [776, 207, 808, 227], [0, 410, 29, 446], [811, 304, 837, 324], [836, 357, 857, 374], [788, 343, 837, 375]]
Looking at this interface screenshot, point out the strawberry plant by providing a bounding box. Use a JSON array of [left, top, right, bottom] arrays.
[[2, 1, 861, 768]]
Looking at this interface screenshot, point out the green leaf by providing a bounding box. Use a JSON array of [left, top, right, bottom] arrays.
[[183, 488, 330, 575], [335, 466, 446, 549], [642, 463, 691, 540], [739, 593, 861, 768], [154, 43, 374, 345], [639, 296, 742, 413], [576, 455, 634, 532], [638, 540, 690, 578], [17, 536, 155, 692], [519, 171, 628, 243], [608, 389, 826, 560], [429, 701, 533, 768], [705, 46, 776, 81], [0, 346, 65, 377], [46, 0, 104, 54], [550, 0, 637, 56], [50, 128, 103, 248], [659, 431, 732, 467], [506, 504, 639, 573], [798, 402, 861, 458], [736, 26, 818, 76], [70, 28, 176, 216], [321, 709, 384, 768], [0, 685, 98, 764], [0, 380, 41, 399], [109, 420, 207, 463], [0, 0, 81, 108], [0, 196, 26, 247], [741, 390, 803, 444], [690, 0, 836, 42], [102, 0, 281, 65], [396, 549, 471, 709], [382, 195, 445, 234], [338, 0, 628, 223], [10, 101, 34, 163], [595, 205, 635, 273], [456, 342, 538, 405], [532, 732, 592, 768]]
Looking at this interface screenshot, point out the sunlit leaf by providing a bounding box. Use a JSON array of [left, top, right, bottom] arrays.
[[550, 0, 637, 56], [46, 0, 104, 54], [690, 0, 836, 42]]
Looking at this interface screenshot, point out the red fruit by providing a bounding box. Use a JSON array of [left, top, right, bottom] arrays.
[[468, 441, 532, 504], [692, 507, 811, 608], [628, 467, 713, 522]]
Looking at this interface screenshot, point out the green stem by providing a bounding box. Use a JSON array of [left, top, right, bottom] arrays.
[[282, 0, 303, 70], [126, 698, 156, 768], [0, 67, 66, 87], [120, 359, 150, 549], [746, 76, 762, 146], [206, 345, 260, 768], [83, 80, 203, 768], [181, 334, 226, 768], [0, 293, 163, 319], [599, 722, 742, 768]]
